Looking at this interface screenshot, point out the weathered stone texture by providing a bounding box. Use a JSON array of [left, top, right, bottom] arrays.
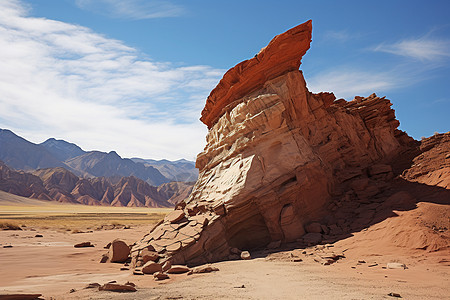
[[131, 20, 411, 267]]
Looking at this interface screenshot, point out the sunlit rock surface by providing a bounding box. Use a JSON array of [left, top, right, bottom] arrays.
[[131, 20, 413, 266]]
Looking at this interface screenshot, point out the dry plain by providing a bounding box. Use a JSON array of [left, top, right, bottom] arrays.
[[1, 191, 449, 300]]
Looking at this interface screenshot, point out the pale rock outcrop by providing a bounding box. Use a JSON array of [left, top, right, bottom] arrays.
[[130, 20, 412, 267]]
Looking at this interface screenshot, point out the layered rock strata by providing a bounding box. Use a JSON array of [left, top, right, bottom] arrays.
[[131, 20, 415, 266], [0, 163, 187, 207]]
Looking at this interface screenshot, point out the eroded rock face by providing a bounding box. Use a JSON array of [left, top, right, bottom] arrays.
[[200, 20, 312, 128], [131, 20, 412, 266]]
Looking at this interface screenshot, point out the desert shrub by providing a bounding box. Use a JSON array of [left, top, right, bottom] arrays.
[[0, 222, 22, 230]]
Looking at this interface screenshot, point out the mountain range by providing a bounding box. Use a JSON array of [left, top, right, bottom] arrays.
[[0, 128, 197, 207], [0, 129, 197, 186], [0, 161, 192, 207]]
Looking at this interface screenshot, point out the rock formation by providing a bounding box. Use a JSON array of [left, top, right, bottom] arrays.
[[130, 20, 448, 267]]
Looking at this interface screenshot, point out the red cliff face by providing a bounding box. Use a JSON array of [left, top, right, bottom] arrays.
[[200, 20, 312, 128], [131, 21, 449, 268]]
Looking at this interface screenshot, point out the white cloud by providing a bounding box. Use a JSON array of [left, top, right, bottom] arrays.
[[74, 0, 184, 20], [373, 37, 450, 61], [305, 67, 416, 100], [0, 0, 223, 160]]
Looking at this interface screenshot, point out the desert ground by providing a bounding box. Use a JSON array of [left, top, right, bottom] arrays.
[[1, 191, 449, 300]]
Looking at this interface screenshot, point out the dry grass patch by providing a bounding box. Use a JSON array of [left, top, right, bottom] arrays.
[[0, 221, 22, 230], [0, 203, 172, 231]]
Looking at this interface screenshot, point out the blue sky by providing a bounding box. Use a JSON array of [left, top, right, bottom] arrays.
[[0, 0, 449, 160]]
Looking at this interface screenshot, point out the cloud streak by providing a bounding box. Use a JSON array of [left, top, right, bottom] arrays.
[[322, 30, 358, 43], [305, 64, 421, 100], [373, 37, 450, 61], [308, 33, 450, 100], [74, 0, 184, 20], [0, 0, 223, 160]]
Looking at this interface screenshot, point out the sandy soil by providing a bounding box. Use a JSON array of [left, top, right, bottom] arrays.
[[1, 194, 448, 299], [1, 223, 448, 300]]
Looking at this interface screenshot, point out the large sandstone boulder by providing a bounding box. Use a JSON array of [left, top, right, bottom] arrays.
[[108, 239, 130, 263], [130, 20, 412, 267]]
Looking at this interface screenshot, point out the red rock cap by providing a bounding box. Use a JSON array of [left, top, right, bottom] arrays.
[[200, 20, 312, 128]]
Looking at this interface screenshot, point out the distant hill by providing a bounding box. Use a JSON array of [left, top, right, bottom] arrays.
[[0, 161, 189, 207], [0, 129, 65, 171], [40, 138, 86, 161], [65, 150, 168, 186], [0, 160, 48, 199], [131, 158, 198, 182], [0, 128, 197, 185], [0, 190, 54, 206]]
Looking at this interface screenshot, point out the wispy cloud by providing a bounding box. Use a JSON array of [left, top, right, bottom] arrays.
[[322, 30, 354, 43], [0, 0, 223, 160], [306, 66, 417, 100], [74, 0, 184, 20], [373, 37, 450, 61]]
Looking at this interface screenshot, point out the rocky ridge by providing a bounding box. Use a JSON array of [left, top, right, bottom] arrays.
[[0, 129, 198, 186], [126, 20, 449, 269], [0, 163, 192, 207]]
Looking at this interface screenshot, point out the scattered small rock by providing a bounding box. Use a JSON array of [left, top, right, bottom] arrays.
[[74, 242, 94, 248], [321, 258, 336, 265], [241, 251, 251, 260], [133, 269, 144, 276], [141, 249, 159, 263], [162, 260, 172, 272], [3, 245, 13, 248], [234, 285, 245, 288], [99, 283, 136, 292], [387, 262, 407, 269], [358, 260, 366, 264], [387, 292, 402, 298], [167, 265, 190, 274], [69, 288, 76, 293], [188, 265, 219, 275], [142, 261, 162, 274], [125, 281, 136, 287], [154, 271, 170, 280], [85, 283, 101, 289], [120, 267, 129, 271], [100, 254, 109, 263], [104, 242, 111, 249], [34, 234, 43, 238], [0, 294, 42, 299], [368, 263, 378, 267]]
